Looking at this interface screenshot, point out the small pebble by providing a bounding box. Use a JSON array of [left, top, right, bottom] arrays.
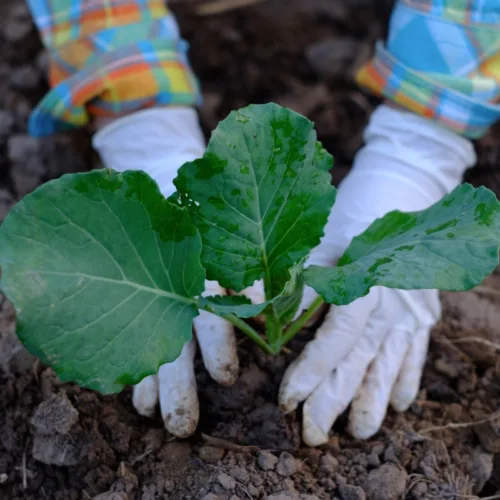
[[468, 448, 493, 492], [267, 493, 299, 500], [411, 481, 428, 497], [229, 466, 249, 484], [371, 443, 385, 456], [367, 453, 381, 468], [383, 444, 399, 463], [362, 463, 407, 500], [31, 393, 78, 435], [339, 484, 366, 500], [335, 473, 347, 485], [201, 494, 219, 500], [217, 472, 236, 491], [93, 493, 129, 500], [320, 453, 339, 474], [247, 483, 260, 497], [320, 477, 337, 490], [276, 452, 297, 477], [258, 450, 278, 471], [434, 358, 459, 379], [198, 445, 225, 464]]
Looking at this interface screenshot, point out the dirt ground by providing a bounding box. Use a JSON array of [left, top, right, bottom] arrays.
[[1, 1, 500, 499]]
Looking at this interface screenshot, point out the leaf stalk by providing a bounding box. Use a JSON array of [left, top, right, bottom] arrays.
[[221, 313, 275, 354], [279, 295, 325, 348]]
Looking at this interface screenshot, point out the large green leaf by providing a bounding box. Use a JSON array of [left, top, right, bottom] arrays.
[[174, 103, 336, 297], [0, 170, 205, 394], [304, 184, 500, 305]]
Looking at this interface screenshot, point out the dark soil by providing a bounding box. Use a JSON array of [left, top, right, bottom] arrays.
[[1, 1, 500, 499]]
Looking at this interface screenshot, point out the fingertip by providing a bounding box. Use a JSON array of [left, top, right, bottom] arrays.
[[208, 356, 239, 386], [347, 414, 380, 440], [391, 393, 414, 413], [302, 397, 331, 447], [278, 361, 305, 414], [279, 400, 298, 415], [132, 375, 158, 418], [302, 422, 329, 447], [390, 326, 430, 414], [347, 390, 383, 440], [163, 401, 199, 439], [278, 383, 299, 414]]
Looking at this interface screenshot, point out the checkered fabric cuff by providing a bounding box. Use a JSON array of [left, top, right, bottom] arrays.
[[356, 0, 500, 139], [27, 0, 201, 137]]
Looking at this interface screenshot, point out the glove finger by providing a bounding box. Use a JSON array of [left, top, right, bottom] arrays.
[[158, 340, 199, 438], [302, 317, 390, 446], [390, 325, 431, 412], [195, 309, 239, 386], [239, 281, 265, 304], [132, 374, 159, 418], [348, 326, 412, 440], [196, 280, 239, 386], [279, 290, 378, 413]]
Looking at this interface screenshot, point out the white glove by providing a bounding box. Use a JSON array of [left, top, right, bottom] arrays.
[[93, 107, 238, 438], [278, 105, 476, 446]]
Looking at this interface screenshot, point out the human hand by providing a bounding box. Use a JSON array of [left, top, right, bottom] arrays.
[[277, 105, 476, 446], [93, 107, 239, 437]]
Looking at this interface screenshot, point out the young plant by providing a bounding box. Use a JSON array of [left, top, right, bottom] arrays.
[[1, 103, 500, 394]]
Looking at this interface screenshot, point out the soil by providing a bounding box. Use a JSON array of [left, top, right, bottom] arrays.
[[1, 1, 500, 499]]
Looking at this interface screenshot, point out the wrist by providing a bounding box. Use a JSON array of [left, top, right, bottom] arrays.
[[357, 105, 476, 198], [92, 107, 205, 197], [317, 105, 477, 255]]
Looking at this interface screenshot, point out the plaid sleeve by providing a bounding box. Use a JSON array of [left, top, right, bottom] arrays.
[[356, 0, 500, 139], [27, 0, 201, 137]]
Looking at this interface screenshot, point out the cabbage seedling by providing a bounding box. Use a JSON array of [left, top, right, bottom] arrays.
[[2, 103, 500, 393]]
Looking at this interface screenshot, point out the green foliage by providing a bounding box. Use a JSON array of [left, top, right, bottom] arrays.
[[1, 103, 499, 393], [0, 170, 204, 393], [173, 103, 336, 298], [304, 185, 500, 305]]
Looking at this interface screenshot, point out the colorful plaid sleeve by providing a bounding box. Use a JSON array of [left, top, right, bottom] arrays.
[[356, 0, 500, 138], [27, 0, 201, 137]]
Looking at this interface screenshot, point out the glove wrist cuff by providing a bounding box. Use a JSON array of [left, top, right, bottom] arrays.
[[93, 107, 205, 197], [357, 104, 476, 197]]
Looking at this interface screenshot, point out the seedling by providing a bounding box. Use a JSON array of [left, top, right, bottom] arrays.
[[1, 103, 500, 394]]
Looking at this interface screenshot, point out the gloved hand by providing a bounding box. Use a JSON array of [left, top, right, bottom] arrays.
[[93, 107, 238, 438], [278, 104, 476, 446]]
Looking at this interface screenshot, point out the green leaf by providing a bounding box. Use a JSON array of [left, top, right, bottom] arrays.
[[174, 103, 336, 297], [198, 295, 270, 318], [304, 184, 500, 305], [0, 170, 205, 394]]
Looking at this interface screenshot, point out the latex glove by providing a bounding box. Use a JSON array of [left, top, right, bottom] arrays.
[[93, 107, 238, 438], [278, 105, 476, 446]]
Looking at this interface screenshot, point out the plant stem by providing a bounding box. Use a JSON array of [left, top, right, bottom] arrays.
[[265, 313, 281, 348], [279, 296, 325, 348], [221, 313, 274, 354]]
